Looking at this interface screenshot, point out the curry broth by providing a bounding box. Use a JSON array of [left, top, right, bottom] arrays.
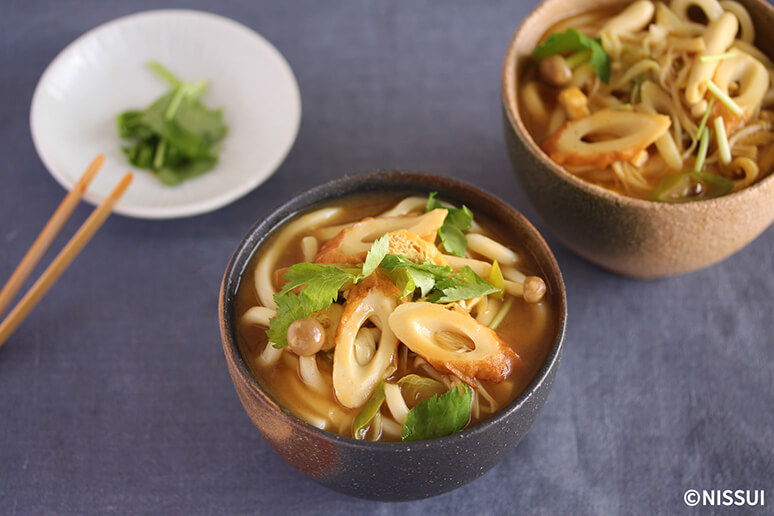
[[235, 193, 556, 440], [518, 3, 774, 200]]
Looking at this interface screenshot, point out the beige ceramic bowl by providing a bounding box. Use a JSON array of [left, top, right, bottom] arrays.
[[502, 0, 774, 278]]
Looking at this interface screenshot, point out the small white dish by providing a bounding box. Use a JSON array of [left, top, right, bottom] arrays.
[[30, 9, 301, 219]]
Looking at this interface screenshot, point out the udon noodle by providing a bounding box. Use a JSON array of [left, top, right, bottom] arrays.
[[235, 194, 556, 442], [520, 0, 774, 202]]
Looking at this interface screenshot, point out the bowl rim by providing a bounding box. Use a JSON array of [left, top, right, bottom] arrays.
[[501, 0, 774, 211], [219, 171, 568, 450]]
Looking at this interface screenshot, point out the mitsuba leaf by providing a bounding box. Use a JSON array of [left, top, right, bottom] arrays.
[[267, 264, 355, 348], [116, 62, 227, 185], [358, 235, 390, 280], [532, 28, 611, 84], [426, 192, 474, 257], [426, 266, 499, 303], [402, 384, 472, 441], [379, 254, 452, 298]]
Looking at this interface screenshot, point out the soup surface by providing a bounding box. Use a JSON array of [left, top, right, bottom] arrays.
[[236, 193, 557, 442], [520, 0, 774, 202]]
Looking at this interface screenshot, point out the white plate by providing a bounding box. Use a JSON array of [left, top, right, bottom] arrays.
[[30, 9, 301, 219]]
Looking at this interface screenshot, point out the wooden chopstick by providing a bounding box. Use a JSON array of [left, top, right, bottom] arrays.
[[0, 155, 105, 318], [0, 168, 133, 349]]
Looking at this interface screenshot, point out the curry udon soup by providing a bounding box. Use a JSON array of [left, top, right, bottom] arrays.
[[520, 0, 774, 203], [235, 193, 557, 442]]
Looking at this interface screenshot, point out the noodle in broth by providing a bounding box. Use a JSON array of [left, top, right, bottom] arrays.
[[235, 194, 556, 442], [520, 0, 774, 202]]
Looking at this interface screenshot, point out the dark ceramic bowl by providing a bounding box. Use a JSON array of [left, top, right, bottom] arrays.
[[219, 172, 567, 501], [502, 0, 774, 278]]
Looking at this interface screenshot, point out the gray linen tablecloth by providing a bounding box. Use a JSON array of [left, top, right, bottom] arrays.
[[1, 1, 772, 514]]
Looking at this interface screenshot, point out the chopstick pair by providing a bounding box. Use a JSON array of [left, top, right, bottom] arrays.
[[0, 156, 133, 349]]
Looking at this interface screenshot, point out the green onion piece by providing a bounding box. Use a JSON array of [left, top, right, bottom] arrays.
[[397, 375, 447, 407], [689, 171, 734, 198], [609, 103, 633, 111], [651, 173, 693, 202], [487, 260, 505, 300], [706, 80, 744, 116], [699, 51, 738, 63], [694, 127, 712, 172], [696, 96, 715, 141], [714, 116, 731, 165], [489, 297, 514, 331], [565, 49, 592, 69], [353, 380, 385, 440]]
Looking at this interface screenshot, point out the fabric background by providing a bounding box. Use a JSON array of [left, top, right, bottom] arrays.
[[0, 1, 772, 514]]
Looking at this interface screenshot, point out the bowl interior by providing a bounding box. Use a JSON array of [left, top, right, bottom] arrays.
[[501, 0, 774, 209], [220, 171, 567, 447]]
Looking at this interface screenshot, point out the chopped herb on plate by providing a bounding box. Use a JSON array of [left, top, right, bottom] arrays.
[[117, 62, 227, 185]]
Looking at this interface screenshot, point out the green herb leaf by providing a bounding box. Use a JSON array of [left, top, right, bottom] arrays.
[[426, 266, 500, 303], [426, 192, 474, 257], [353, 381, 386, 440], [438, 224, 467, 257], [358, 235, 390, 281], [266, 291, 315, 349], [378, 255, 496, 302], [402, 384, 472, 441], [532, 28, 611, 84], [267, 264, 355, 348], [116, 62, 227, 185], [279, 263, 355, 299], [379, 254, 453, 298]]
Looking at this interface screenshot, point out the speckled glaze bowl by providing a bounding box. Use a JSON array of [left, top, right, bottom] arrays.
[[219, 172, 567, 501], [502, 0, 774, 278]]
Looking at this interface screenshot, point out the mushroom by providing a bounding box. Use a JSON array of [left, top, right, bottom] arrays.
[[523, 276, 547, 304], [539, 55, 572, 87], [287, 318, 326, 356]]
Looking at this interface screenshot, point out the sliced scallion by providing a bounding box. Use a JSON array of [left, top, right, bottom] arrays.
[[714, 116, 731, 165], [694, 127, 712, 172], [705, 80, 744, 116], [488, 297, 514, 331], [696, 96, 715, 140], [353, 381, 385, 440]]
